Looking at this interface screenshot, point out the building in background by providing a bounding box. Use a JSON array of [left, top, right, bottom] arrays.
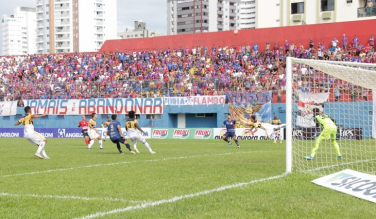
[[168, 0, 376, 35], [1, 7, 36, 55], [36, 0, 117, 54], [118, 21, 164, 39], [256, 0, 376, 28], [167, 0, 246, 35]]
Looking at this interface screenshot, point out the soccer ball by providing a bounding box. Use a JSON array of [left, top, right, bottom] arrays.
[[234, 30, 239, 35]]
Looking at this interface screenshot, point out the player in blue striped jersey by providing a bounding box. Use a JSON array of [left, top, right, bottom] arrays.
[[222, 114, 240, 148]]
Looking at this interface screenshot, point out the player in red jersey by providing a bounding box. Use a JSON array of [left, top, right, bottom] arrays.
[[78, 115, 90, 145]]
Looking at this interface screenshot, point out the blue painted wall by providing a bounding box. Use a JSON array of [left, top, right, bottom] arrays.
[[2, 102, 372, 137], [2, 105, 229, 129], [185, 114, 217, 128]]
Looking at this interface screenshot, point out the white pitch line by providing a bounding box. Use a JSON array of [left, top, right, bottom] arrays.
[[0, 151, 270, 178], [74, 173, 287, 219], [0, 193, 144, 203], [302, 157, 376, 173]]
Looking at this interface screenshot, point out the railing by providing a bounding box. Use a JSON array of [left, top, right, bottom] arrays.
[[357, 6, 376, 17]]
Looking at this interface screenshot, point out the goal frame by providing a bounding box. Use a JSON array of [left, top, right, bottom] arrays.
[[285, 57, 376, 173]]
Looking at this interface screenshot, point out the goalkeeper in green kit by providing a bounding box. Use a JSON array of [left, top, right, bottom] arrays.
[[304, 108, 342, 160]]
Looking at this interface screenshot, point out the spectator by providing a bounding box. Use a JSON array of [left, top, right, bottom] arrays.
[[331, 37, 339, 48], [309, 39, 314, 49], [362, 87, 368, 101], [366, 0, 374, 16], [342, 34, 348, 49], [334, 87, 340, 102], [369, 35, 375, 48]]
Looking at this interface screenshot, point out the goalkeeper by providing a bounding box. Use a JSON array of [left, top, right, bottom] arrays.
[[304, 108, 342, 160]]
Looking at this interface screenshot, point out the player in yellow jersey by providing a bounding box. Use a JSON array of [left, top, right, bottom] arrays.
[[271, 114, 283, 143], [244, 115, 261, 136], [101, 117, 111, 141], [87, 113, 103, 149], [126, 111, 155, 154], [15, 106, 49, 159]]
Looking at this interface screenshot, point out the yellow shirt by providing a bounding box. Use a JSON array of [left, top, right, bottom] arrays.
[[126, 119, 139, 134], [250, 121, 261, 128], [18, 114, 34, 135], [89, 119, 96, 129], [272, 119, 281, 125]]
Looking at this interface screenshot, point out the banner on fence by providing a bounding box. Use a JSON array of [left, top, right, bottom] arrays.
[[292, 128, 363, 140], [0, 101, 17, 116], [228, 101, 272, 128], [164, 96, 226, 106], [297, 93, 329, 128], [213, 128, 284, 140], [226, 91, 272, 105], [151, 128, 214, 139], [23, 98, 163, 115]]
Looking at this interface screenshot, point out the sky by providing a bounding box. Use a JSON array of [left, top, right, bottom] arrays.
[[0, 0, 167, 55]]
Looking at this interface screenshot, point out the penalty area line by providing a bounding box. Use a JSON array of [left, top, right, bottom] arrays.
[[73, 173, 287, 219], [0, 151, 270, 178]]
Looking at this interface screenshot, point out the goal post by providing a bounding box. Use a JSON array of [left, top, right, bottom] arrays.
[[286, 57, 376, 175]]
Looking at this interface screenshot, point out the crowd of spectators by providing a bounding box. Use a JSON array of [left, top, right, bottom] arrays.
[[0, 34, 373, 104]]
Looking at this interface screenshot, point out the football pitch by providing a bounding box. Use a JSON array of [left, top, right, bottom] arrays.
[[1, 138, 376, 219]]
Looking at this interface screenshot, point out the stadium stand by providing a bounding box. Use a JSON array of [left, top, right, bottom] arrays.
[[0, 20, 374, 104]]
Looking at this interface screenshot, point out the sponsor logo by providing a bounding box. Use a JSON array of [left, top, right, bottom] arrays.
[[64, 133, 83, 138], [340, 129, 354, 138], [152, 129, 168, 139], [219, 129, 227, 136], [0, 132, 20, 137], [58, 128, 82, 138], [40, 133, 53, 138], [313, 170, 376, 203], [194, 130, 212, 139], [58, 129, 66, 138], [173, 129, 190, 139], [241, 129, 253, 136]]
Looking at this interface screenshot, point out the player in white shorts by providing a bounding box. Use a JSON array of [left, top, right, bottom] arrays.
[[272, 115, 283, 143], [87, 113, 103, 149], [258, 123, 286, 142], [15, 106, 49, 159], [125, 111, 155, 154]]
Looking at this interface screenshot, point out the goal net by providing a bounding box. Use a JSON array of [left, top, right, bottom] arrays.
[[286, 57, 376, 175]]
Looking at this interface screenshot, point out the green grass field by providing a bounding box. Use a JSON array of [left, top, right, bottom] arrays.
[[1, 138, 376, 219]]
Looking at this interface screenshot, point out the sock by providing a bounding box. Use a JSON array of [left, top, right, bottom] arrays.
[[99, 140, 103, 148], [85, 139, 89, 145], [125, 144, 132, 151], [36, 141, 45, 154], [88, 140, 94, 149], [234, 140, 239, 146], [116, 142, 121, 152], [223, 138, 229, 143], [41, 149, 48, 157], [144, 142, 152, 152]]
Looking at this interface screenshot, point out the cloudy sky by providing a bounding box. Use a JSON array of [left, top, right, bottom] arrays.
[[0, 0, 167, 55]]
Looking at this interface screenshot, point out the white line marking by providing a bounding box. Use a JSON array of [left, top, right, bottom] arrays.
[[302, 158, 376, 173], [0, 193, 143, 203], [74, 173, 287, 219], [0, 151, 270, 178]]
